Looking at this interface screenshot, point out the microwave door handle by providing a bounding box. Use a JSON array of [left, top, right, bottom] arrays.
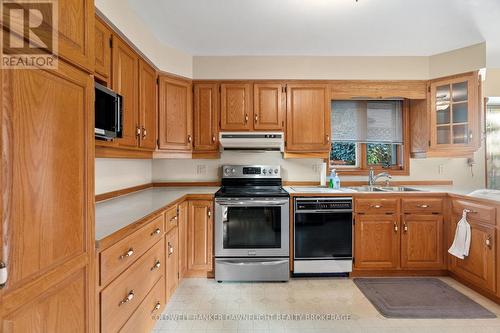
[[222, 207, 228, 223]]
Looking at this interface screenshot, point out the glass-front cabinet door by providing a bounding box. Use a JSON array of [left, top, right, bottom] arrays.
[[430, 72, 479, 154]]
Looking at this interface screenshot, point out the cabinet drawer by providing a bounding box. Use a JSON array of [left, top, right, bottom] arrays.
[[120, 276, 166, 333], [100, 214, 165, 285], [402, 198, 443, 214], [355, 198, 399, 214], [165, 205, 178, 234], [452, 200, 496, 225], [101, 238, 165, 333]]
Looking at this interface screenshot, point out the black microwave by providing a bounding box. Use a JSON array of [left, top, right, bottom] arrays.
[[95, 82, 123, 140]]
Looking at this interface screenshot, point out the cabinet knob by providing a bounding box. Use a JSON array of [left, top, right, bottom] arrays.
[[152, 302, 161, 314], [403, 222, 408, 233], [151, 260, 161, 271], [119, 290, 134, 306], [168, 242, 174, 256], [207, 210, 211, 218], [393, 223, 398, 233], [119, 248, 134, 260], [417, 204, 429, 208], [136, 126, 141, 138], [150, 228, 161, 236], [245, 114, 249, 123], [170, 215, 178, 223], [486, 235, 493, 249], [254, 114, 258, 123], [142, 127, 147, 139], [212, 136, 216, 142], [187, 135, 192, 143], [371, 204, 382, 209]]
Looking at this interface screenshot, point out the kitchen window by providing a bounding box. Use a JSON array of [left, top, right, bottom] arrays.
[[330, 100, 410, 175]]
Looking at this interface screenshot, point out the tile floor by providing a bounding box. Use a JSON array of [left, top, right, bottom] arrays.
[[153, 277, 500, 333]]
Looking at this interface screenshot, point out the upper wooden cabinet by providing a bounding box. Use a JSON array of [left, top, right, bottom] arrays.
[[94, 17, 112, 82], [220, 83, 252, 131], [429, 72, 480, 156], [194, 83, 219, 152], [1, 61, 94, 332], [112, 36, 139, 148], [286, 84, 331, 152], [331, 80, 427, 100], [138, 60, 158, 150], [253, 83, 285, 130], [57, 0, 95, 72], [158, 76, 193, 151]]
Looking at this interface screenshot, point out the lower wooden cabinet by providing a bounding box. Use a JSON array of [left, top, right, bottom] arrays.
[[449, 216, 496, 293], [187, 200, 213, 276], [401, 214, 444, 269], [120, 277, 166, 333], [166, 227, 179, 302], [354, 214, 400, 269]]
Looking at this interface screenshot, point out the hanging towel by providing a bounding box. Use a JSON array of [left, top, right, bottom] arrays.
[[448, 210, 471, 259]]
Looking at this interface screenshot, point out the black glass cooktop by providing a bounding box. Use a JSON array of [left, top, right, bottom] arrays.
[[215, 186, 289, 198]]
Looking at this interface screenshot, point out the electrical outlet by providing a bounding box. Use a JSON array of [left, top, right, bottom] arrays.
[[196, 165, 207, 175], [438, 164, 444, 175]]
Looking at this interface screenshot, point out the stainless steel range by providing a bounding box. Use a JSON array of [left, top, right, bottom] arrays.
[[214, 165, 290, 282]]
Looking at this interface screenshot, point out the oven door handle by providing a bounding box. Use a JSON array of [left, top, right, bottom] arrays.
[[217, 200, 289, 206]]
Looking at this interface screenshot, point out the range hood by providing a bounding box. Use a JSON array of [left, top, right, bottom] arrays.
[[219, 132, 284, 152]]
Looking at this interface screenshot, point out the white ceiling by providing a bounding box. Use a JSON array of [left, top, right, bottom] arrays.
[[128, 0, 500, 62]]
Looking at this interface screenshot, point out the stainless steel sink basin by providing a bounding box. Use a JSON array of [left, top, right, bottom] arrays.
[[349, 186, 421, 192]]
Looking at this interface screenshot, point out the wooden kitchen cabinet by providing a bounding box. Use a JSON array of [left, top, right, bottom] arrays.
[[194, 83, 219, 152], [253, 83, 285, 130], [220, 83, 252, 131], [178, 201, 189, 279], [166, 228, 179, 301], [449, 213, 496, 293], [429, 72, 480, 156], [286, 84, 331, 152], [57, 0, 95, 72], [1, 62, 94, 332], [112, 36, 139, 148], [138, 59, 158, 150], [187, 200, 213, 276], [354, 214, 400, 269], [94, 16, 112, 82], [401, 214, 444, 269], [158, 75, 193, 151]]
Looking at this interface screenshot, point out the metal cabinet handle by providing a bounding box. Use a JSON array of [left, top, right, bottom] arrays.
[[417, 204, 429, 208], [119, 290, 134, 306], [325, 135, 330, 143], [136, 126, 141, 138], [371, 204, 382, 209], [394, 223, 398, 233], [151, 260, 161, 271], [254, 114, 258, 123], [486, 235, 493, 249], [170, 215, 178, 223], [244, 114, 249, 123], [464, 209, 478, 215], [119, 248, 134, 260], [403, 222, 408, 233], [150, 228, 161, 236], [168, 242, 173, 256], [207, 209, 211, 218], [142, 127, 147, 139], [187, 135, 192, 143], [152, 302, 161, 314], [212, 136, 216, 142]]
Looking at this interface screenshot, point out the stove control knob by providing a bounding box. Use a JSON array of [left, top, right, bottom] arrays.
[[274, 169, 279, 174], [268, 169, 273, 175], [262, 169, 267, 174], [231, 168, 236, 173], [224, 167, 230, 175]]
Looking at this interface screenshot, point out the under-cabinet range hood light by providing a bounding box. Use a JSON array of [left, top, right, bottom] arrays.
[[219, 132, 284, 152]]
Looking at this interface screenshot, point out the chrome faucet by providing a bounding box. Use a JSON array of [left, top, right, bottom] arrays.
[[368, 167, 392, 186]]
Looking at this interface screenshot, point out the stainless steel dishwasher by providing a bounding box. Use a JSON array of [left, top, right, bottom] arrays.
[[293, 197, 353, 276]]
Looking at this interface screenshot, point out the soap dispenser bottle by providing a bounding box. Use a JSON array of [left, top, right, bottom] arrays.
[[333, 169, 341, 189]]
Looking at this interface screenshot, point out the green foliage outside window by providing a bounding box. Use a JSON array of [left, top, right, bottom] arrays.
[[330, 142, 356, 166]]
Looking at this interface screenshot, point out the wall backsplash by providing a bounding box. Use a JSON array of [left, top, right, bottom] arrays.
[[95, 158, 152, 194]]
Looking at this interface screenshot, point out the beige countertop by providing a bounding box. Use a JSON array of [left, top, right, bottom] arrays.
[[95, 187, 219, 241]]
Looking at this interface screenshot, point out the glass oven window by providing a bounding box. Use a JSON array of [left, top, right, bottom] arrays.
[[223, 207, 281, 249], [295, 212, 352, 258]]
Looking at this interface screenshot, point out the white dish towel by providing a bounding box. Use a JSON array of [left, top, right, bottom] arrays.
[[448, 210, 471, 259]]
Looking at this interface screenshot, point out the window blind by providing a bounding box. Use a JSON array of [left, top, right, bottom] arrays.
[[331, 100, 403, 144]]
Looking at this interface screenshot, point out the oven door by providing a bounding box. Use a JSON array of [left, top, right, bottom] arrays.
[[215, 197, 289, 257]]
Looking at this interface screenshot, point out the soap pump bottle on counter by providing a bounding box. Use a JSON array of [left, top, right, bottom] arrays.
[[329, 169, 341, 189]]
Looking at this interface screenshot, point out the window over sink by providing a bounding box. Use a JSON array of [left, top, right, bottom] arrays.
[[329, 100, 410, 175]]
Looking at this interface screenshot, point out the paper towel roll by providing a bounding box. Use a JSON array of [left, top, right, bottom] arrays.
[[320, 162, 327, 187]]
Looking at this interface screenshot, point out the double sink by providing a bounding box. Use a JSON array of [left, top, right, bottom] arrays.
[[290, 186, 421, 193]]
